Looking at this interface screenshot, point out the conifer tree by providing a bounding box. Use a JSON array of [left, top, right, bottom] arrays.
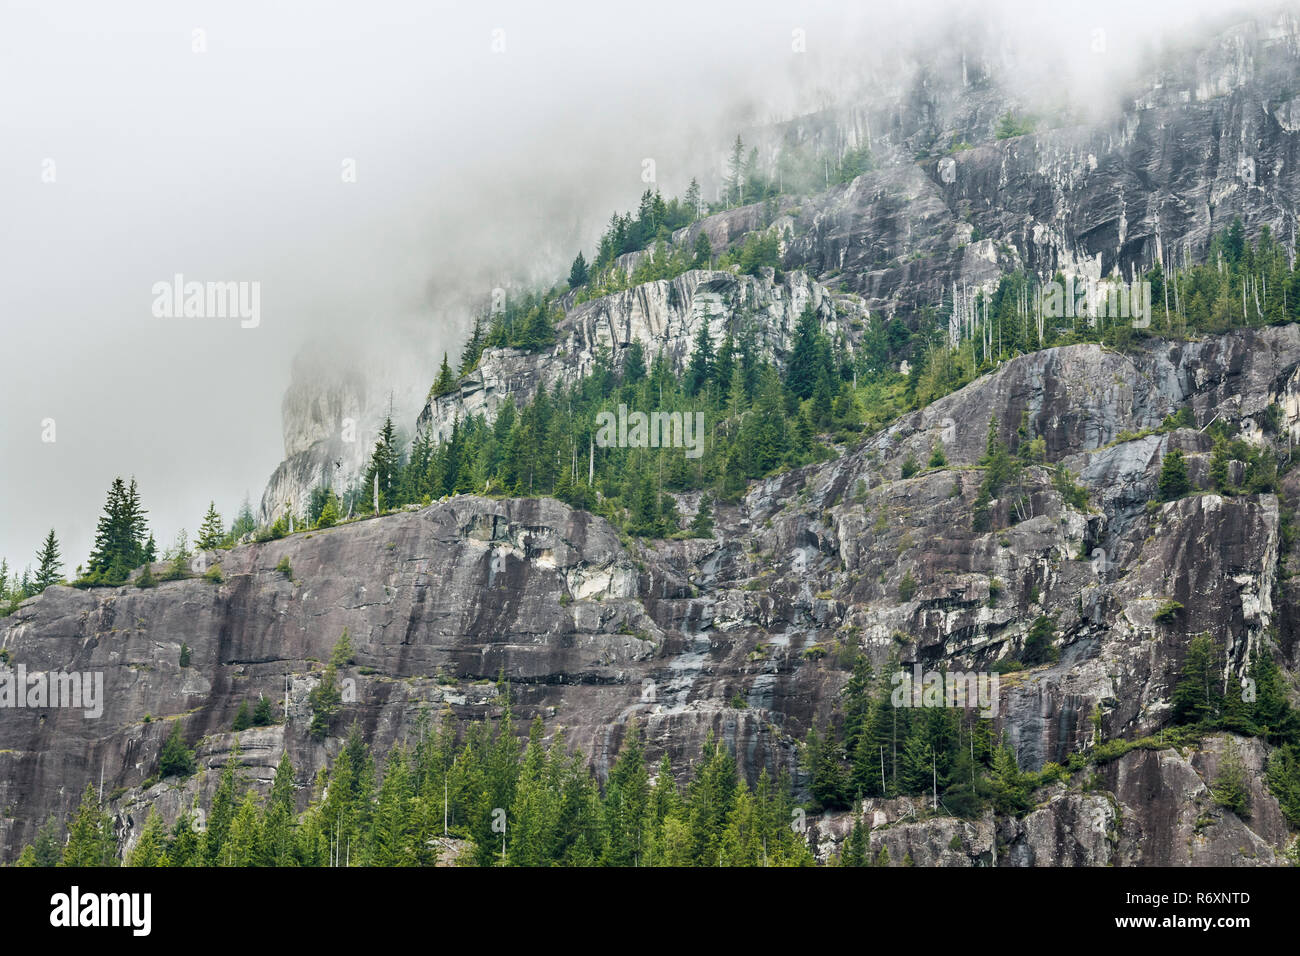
[[692, 232, 712, 268], [432, 353, 457, 398], [604, 719, 650, 866], [459, 313, 486, 374], [1158, 448, 1191, 500], [684, 177, 701, 219], [159, 721, 196, 778], [263, 751, 297, 866], [725, 135, 746, 205], [127, 809, 169, 867], [25, 815, 64, 867], [690, 495, 714, 537], [309, 664, 342, 740], [1211, 739, 1251, 816], [362, 417, 403, 512], [61, 784, 116, 867], [196, 502, 224, 550], [685, 322, 715, 396], [225, 790, 265, 866], [33, 529, 62, 592], [203, 751, 239, 866], [229, 495, 257, 541], [568, 251, 589, 288], [86, 477, 149, 583], [1172, 633, 1223, 725]]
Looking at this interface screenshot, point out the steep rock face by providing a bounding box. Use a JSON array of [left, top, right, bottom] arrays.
[[811, 736, 1286, 866], [416, 269, 867, 444], [5, 327, 1299, 864], [767, 11, 1300, 314], [263, 10, 1300, 521], [260, 347, 434, 524]]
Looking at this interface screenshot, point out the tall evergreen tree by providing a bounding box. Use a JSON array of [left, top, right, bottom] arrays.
[[685, 322, 715, 396], [432, 353, 457, 398], [85, 477, 148, 583], [61, 784, 116, 867], [568, 251, 589, 288], [362, 417, 403, 512], [33, 529, 62, 592], [195, 502, 224, 550]]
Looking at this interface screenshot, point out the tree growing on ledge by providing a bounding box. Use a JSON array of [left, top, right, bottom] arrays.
[[362, 416, 403, 512], [33, 529, 63, 593], [196, 502, 224, 550], [1158, 448, 1191, 500], [432, 353, 457, 398], [159, 722, 196, 779], [84, 477, 149, 585], [568, 250, 589, 288]]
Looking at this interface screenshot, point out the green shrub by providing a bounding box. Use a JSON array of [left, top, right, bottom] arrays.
[[330, 629, 354, 667], [1022, 614, 1057, 665], [1154, 600, 1183, 624]]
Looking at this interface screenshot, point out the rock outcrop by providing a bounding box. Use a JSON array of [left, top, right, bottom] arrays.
[[5, 327, 1299, 864]]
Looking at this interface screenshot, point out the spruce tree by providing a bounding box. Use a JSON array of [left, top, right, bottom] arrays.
[[195, 502, 224, 550], [568, 251, 589, 288], [227, 791, 266, 866], [690, 495, 714, 537], [1158, 448, 1191, 500], [159, 721, 196, 778], [786, 306, 824, 399], [685, 322, 715, 396], [33, 529, 62, 592], [725, 135, 746, 205], [203, 752, 239, 866], [692, 231, 712, 268], [264, 750, 297, 865], [86, 477, 148, 583], [27, 815, 64, 867], [61, 784, 115, 867], [1211, 739, 1251, 816], [362, 417, 403, 512], [432, 353, 457, 397], [684, 177, 701, 219], [127, 810, 168, 867], [1172, 633, 1223, 725], [229, 495, 257, 541], [459, 313, 486, 374]]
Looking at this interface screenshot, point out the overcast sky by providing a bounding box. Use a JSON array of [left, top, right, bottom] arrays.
[[0, 0, 1248, 573]]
